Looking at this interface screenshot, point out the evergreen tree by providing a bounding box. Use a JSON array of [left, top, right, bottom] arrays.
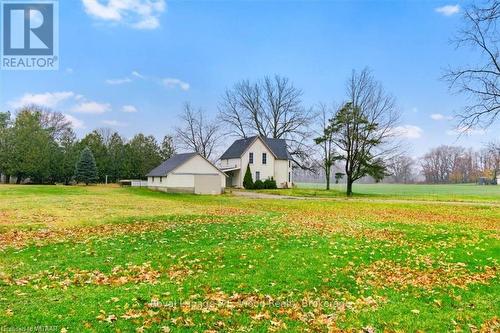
[[79, 131, 108, 182], [243, 164, 254, 189], [160, 135, 176, 161], [75, 147, 98, 185], [107, 133, 126, 183], [124, 134, 162, 179]]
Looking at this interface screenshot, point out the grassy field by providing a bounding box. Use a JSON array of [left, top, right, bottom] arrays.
[[0, 185, 499, 332], [258, 183, 500, 202]]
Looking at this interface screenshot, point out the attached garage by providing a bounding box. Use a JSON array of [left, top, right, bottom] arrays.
[[147, 153, 227, 195]]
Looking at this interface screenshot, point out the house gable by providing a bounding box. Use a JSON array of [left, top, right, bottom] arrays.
[[219, 136, 293, 188], [220, 135, 290, 161]]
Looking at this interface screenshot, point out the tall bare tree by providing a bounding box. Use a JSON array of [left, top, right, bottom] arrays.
[[175, 103, 221, 160], [314, 103, 340, 190], [444, 0, 499, 129], [219, 75, 313, 166], [322, 69, 400, 196]]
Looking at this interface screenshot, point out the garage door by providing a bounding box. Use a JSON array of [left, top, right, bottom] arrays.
[[194, 174, 222, 194]]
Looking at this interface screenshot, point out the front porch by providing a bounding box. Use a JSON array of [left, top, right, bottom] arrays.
[[221, 167, 241, 188]]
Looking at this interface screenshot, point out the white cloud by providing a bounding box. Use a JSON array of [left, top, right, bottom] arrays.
[[122, 105, 138, 113], [71, 101, 111, 114], [106, 77, 132, 85], [430, 113, 453, 121], [390, 125, 423, 139], [63, 114, 85, 129], [82, 0, 166, 30], [446, 126, 486, 136], [435, 4, 460, 16], [8, 91, 75, 109], [102, 119, 128, 127], [106, 71, 147, 85], [163, 78, 190, 91], [132, 71, 145, 79], [105, 71, 189, 92]]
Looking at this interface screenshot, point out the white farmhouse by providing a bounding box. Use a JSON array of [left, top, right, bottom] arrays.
[[146, 153, 226, 195], [219, 136, 293, 188]]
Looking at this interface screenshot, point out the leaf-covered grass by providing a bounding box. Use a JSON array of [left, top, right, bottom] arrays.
[[0, 184, 498, 332], [258, 182, 500, 202]]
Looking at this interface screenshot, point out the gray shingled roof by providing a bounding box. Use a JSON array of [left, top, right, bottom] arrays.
[[146, 153, 198, 177], [220, 136, 292, 160]]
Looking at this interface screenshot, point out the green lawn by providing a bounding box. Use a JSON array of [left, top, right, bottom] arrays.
[[0, 185, 498, 332], [257, 182, 500, 202]]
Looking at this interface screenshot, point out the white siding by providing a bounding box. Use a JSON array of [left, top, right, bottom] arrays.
[[275, 159, 292, 188], [220, 137, 293, 188], [220, 158, 241, 170], [147, 154, 226, 193], [238, 139, 276, 187]]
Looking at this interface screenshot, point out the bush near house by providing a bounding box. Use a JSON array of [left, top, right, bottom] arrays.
[[243, 164, 254, 189], [253, 180, 264, 189], [263, 178, 277, 189]]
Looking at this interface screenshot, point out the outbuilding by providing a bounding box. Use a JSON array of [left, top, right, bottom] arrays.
[[146, 153, 227, 195]]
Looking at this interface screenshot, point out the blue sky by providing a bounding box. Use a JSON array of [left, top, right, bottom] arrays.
[[0, 0, 498, 156]]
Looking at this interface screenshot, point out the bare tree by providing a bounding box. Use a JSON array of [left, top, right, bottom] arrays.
[[21, 105, 72, 143], [421, 146, 465, 183], [324, 69, 400, 196], [386, 154, 415, 184], [444, 0, 499, 129], [175, 103, 222, 160], [95, 128, 115, 147], [219, 75, 313, 167], [485, 140, 500, 180], [314, 103, 340, 190]]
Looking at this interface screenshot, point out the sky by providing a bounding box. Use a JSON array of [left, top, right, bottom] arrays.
[[0, 0, 498, 157]]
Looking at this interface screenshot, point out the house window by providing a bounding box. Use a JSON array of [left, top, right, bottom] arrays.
[[288, 172, 291, 182], [289, 160, 291, 168], [160, 177, 163, 183], [256, 171, 260, 181], [262, 153, 267, 165], [249, 152, 254, 164], [152, 176, 155, 182]]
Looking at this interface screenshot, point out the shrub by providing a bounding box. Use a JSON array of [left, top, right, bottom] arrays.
[[243, 164, 254, 189], [253, 180, 264, 189], [263, 178, 277, 189]]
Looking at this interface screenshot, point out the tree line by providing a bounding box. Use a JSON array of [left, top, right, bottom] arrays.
[[1, 1, 498, 192], [0, 106, 175, 184], [420, 143, 499, 184]]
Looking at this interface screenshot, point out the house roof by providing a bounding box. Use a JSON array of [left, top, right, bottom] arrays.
[[146, 153, 198, 177], [220, 136, 292, 160]]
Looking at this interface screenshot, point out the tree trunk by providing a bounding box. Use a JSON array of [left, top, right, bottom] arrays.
[[325, 167, 331, 190], [346, 176, 353, 196]]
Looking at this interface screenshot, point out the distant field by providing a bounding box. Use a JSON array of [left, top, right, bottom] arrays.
[[0, 185, 498, 332], [278, 183, 500, 202]]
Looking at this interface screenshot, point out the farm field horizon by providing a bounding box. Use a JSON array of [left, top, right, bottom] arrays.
[[289, 182, 500, 202], [0, 184, 499, 332]]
